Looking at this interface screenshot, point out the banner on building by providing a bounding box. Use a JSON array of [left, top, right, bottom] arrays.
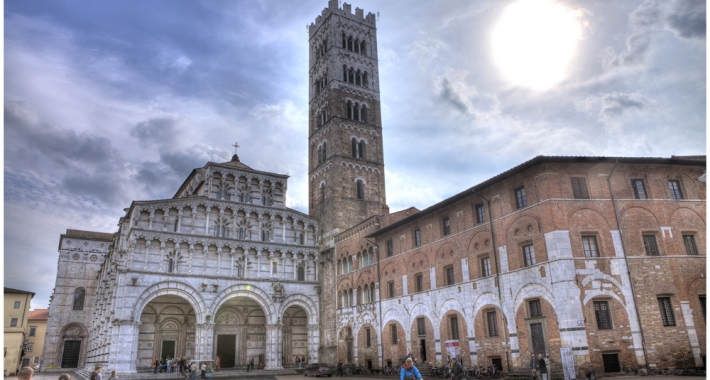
[[445, 340, 460, 360], [560, 348, 576, 380]]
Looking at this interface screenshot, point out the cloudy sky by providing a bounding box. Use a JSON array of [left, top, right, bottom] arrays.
[[4, 0, 705, 309]]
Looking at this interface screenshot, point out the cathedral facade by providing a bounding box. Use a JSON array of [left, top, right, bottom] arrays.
[[41, 1, 706, 376], [42, 157, 322, 372]]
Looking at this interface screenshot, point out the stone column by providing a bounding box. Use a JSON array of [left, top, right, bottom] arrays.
[[109, 321, 141, 373], [308, 324, 320, 363], [433, 321, 442, 363], [264, 324, 281, 369]]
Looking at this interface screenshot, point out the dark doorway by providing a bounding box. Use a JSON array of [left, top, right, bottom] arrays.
[[602, 353, 621, 373], [530, 323, 546, 357], [61, 340, 81, 368], [491, 357, 502, 371], [419, 339, 427, 362], [217, 335, 236, 368], [346, 340, 353, 363], [161, 341, 175, 359], [22, 358, 30, 368]]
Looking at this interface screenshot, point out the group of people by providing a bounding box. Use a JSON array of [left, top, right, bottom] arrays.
[[530, 353, 551, 380], [295, 356, 308, 369], [16, 366, 118, 380]]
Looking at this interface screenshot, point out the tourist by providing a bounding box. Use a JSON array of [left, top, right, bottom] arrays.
[[189, 362, 197, 380], [296, 357, 301, 369], [336, 361, 343, 377], [153, 358, 159, 375], [90, 366, 102, 380], [108, 370, 119, 380], [200, 362, 207, 380], [530, 353, 537, 380], [17, 367, 34, 380], [399, 358, 422, 380], [167, 357, 173, 373], [58, 374, 71, 380], [214, 356, 220, 372]]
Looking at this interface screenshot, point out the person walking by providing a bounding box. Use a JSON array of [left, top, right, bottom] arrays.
[[200, 362, 207, 380], [530, 353, 537, 380], [296, 357, 301, 369], [336, 361, 343, 377], [189, 363, 197, 380], [153, 358, 159, 375], [537, 354, 548, 380], [108, 370, 119, 380], [167, 357, 173, 373], [399, 358, 423, 380], [214, 357, 220, 372], [452, 358, 463, 380]]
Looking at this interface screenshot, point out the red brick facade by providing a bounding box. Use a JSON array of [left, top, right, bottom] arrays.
[[333, 156, 706, 376]]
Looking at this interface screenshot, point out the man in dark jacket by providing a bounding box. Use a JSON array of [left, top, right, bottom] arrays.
[[530, 353, 537, 380], [537, 354, 548, 380], [336, 361, 343, 377], [452, 358, 463, 380]]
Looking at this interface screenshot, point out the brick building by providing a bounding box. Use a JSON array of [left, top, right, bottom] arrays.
[[331, 156, 706, 375]]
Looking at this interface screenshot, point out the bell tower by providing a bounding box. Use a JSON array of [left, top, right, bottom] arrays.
[[308, 1, 386, 250]]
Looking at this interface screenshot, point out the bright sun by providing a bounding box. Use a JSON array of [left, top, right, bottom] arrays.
[[492, 0, 582, 91]]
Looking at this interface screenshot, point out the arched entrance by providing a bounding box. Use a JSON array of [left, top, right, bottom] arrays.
[[213, 297, 266, 369], [282, 306, 309, 366], [137, 295, 196, 369], [58, 324, 87, 368]]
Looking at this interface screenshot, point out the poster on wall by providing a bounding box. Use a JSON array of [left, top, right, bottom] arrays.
[[445, 340, 460, 360], [560, 348, 576, 380]]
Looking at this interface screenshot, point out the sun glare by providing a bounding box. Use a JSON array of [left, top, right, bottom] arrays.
[[492, 0, 582, 91]]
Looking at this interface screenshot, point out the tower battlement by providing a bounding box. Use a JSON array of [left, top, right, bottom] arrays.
[[309, 1, 376, 37]]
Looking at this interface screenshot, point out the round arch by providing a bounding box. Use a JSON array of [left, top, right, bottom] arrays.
[[132, 281, 206, 323], [209, 283, 275, 323], [278, 294, 319, 325]]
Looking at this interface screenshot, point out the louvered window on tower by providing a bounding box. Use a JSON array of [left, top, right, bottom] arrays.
[[571, 177, 590, 199]]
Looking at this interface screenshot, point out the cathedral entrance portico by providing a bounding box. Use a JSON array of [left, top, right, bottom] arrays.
[[137, 295, 196, 369], [213, 297, 266, 369]]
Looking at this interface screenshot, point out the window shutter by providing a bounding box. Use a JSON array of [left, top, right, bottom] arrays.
[[571, 177, 590, 199]]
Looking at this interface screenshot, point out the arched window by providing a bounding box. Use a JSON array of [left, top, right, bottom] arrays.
[[168, 258, 175, 273], [351, 138, 358, 157], [354, 103, 361, 121], [321, 110, 327, 126], [348, 68, 354, 84], [343, 65, 348, 81], [342, 32, 346, 49], [370, 282, 376, 303], [348, 256, 353, 272], [317, 145, 322, 164], [347, 101, 353, 119], [349, 289, 354, 306], [299, 233, 305, 245], [173, 218, 179, 232], [73, 288, 85, 311], [355, 70, 361, 86], [236, 263, 244, 278], [358, 140, 366, 159], [297, 265, 305, 281], [348, 36, 353, 51], [361, 105, 367, 123], [237, 227, 245, 239], [356, 180, 364, 199], [360, 41, 366, 55], [320, 183, 326, 204], [358, 286, 363, 305], [363, 72, 368, 88], [322, 141, 327, 162], [261, 229, 270, 242]]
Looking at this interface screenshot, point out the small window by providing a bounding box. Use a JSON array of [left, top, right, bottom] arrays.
[[13, 301, 20, 309], [443, 217, 451, 236], [73, 288, 85, 311], [272, 262, 278, 276], [582, 235, 600, 257], [168, 258, 175, 273], [26, 344, 33, 352], [594, 301, 613, 329], [571, 177, 590, 199], [261, 230, 270, 242], [356, 180, 364, 199], [486, 311, 499, 337], [450, 316, 460, 339], [415, 273, 423, 293], [388, 281, 395, 298], [481, 257, 491, 277], [528, 299, 542, 318], [643, 234, 660, 256], [33, 357, 39, 364], [366, 328, 371, 347], [658, 297, 676, 326], [476, 203, 485, 224], [699, 295, 706, 322], [297, 266, 305, 281], [445, 265, 455, 285], [10, 318, 18, 327], [29, 327, 36, 337], [391, 324, 398, 344], [387, 239, 393, 257], [300, 233, 305, 245], [417, 317, 426, 336], [414, 229, 421, 247], [632, 179, 647, 199], [668, 180, 683, 200], [523, 244, 536, 267], [515, 186, 527, 209], [683, 235, 699, 256]]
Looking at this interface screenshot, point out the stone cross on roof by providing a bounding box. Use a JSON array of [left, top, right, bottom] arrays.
[[233, 142, 240, 155]]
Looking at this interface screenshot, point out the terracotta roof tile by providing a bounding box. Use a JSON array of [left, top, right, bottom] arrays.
[[65, 229, 115, 241], [4, 287, 35, 296], [29, 309, 49, 320]]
